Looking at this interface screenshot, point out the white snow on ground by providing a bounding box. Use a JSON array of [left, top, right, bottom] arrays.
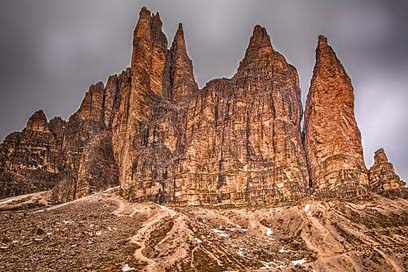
[[291, 258, 306, 265], [211, 228, 229, 238], [261, 261, 274, 269], [159, 205, 177, 216], [265, 226, 273, 236], [279, 247, 289, 253], [260, 261, 285, 269], [304, 203, 312, 216], [236, 225, 247, 232], [122, 264, 136, 271], [238, 248, 245, 256]]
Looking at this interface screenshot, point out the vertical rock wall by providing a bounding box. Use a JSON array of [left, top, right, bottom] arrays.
[[304, 36, 369, 199], [0, 111, 63, 197], [0, 7, 405, 204], [121, 24, 309, 206]]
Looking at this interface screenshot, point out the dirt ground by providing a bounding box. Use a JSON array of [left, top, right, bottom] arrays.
[[1, 189, 408, 271]]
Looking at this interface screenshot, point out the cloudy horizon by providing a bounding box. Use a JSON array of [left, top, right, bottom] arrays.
[[1, 0, 407, 181]]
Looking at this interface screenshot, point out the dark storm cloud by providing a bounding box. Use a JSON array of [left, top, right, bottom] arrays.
[[0, 0, 407, 181]]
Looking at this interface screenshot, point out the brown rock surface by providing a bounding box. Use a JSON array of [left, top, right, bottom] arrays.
[[304, 36, 369, 198], [0, 110, 63, 198], [51, 77, 123, 202], [120, 22, 309, 206], [1, 8, 406, 205], [368, 148, 405, 192]]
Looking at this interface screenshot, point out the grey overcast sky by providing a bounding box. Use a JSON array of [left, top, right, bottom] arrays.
[[0, 0, 407, 181]]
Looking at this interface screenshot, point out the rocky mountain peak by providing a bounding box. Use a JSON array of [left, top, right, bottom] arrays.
[[304, 36, 368, 197], [1, 7, 405, 206], [163, 22, 198, 99], [240, 25, 273, 63], [369, 148, 405, 192], [171, 23, 186, 54], [374, 148, 389, 164], [317, 34, 328, 47], [26, 110, 48, 132], [236, 25, 279, 75], [250, 25, 273, 50]]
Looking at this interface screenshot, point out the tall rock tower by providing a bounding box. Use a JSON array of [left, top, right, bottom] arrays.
[[304, 36, 368, 198], [112, 8, 168, 199], [115, 18, 309, 206]]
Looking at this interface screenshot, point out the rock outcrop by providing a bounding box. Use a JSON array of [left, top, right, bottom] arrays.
[[304, 36, 369, 199], [0, 7, 405, 205], [118, 21, 309, 206], [368, 148, 405, 192], [50, 78, 123, 202], [0, 111, 63, 197]]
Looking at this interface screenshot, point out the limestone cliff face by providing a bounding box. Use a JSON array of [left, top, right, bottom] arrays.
[[112, 8, 168, 198], [0, 7, 405, 204], [368, 148, 405, 192], [304, 36, 369, 198], [51, 77, 123, 202], [0, 111, 63, 197], [120, 23, 309, 206]]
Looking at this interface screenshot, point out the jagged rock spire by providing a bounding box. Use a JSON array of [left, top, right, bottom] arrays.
[[368, 148, 405, 192], [163, 23, 198, 100], [237, 25, 275, 74], [26, 110, 48, 132], [304, 36, 368, 196], [77, 82, 105, 122], [132, 7, 168, 97], [172, 23, 187, 54], [248, 25, 273, 51]]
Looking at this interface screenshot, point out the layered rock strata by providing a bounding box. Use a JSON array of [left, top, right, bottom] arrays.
[[0, 7, 405, 205], [115, 19, 309, 206], [304, 36, 369, 199], [0, 111, 63, 197], [50, 74, 127, 202], [368, 148, 405, 192]]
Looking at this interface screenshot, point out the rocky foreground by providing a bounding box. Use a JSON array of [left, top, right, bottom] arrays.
[[1, 190, 407, 272]]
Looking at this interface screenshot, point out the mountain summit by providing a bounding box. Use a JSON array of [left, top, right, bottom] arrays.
[[0, 7, 407, 272], [0, 7, 405, 204]]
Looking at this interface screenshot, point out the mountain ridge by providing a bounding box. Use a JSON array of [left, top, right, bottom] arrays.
[[0, 7, 405, 204]]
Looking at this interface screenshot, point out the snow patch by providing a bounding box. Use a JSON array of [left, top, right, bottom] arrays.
[[159, 205, 176, 216], [238, 248, 245, 256], [260, 261, 285, 269], [291, 258, 306, 266], [279, 247, 289, 253], [304, 203, 312, 216], [211, 228, 229, 238], [236, 225, 247, 232], [122, 264, 136, 271], [265, 226, 273, 236]]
